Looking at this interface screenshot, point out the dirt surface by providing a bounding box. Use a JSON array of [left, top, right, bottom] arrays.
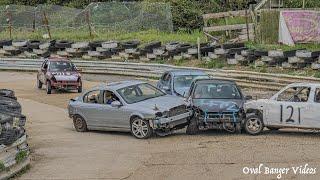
[[0, 71, 319, 180]]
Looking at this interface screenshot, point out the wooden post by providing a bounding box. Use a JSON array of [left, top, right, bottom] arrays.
[[32, 10, 36, 32], [302, 0, 306, 8], [6, 7, 12, 39], [43, 11, 51, 39], [197, 37, 201, 60], [245, 9, 250, 41], [224, 17, 229, 37], [85, 10, 93, 38]]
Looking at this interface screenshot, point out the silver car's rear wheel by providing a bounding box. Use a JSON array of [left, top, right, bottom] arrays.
[[244, 114, 264, 135], [73, 115, 87, 132], [130, 118, 152, 139]]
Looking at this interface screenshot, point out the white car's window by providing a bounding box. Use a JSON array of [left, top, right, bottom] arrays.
[[117, 83, 165, 104], [83, 90, 101, 104], [277, 87, 310, 102], [315, 89, 320, 103]]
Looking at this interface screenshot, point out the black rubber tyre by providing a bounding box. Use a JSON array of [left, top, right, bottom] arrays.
[[73, 115, 88, 132], [0, 129, 20, 145], [254, 50, 268, 56], [120, 40, 140, 49], [130, 117, 152, 139], [0, 89, 16, 100], [144, 41, 161, 50], [55, 40, 72, 49], [244, 114, 264, 135], [222, 42, 245, 49], [0, 96, 21, 114], [176, 43, 192, 53], [0, 40, 12, 48], [186, 117, 199, 135], [89, 41, 103, 48], [27, 40, 41, 49], [268, 127, 280, 131], [37, 79, 43, 89], [77, 82, 82, 93], [46, 81, 52, 94]]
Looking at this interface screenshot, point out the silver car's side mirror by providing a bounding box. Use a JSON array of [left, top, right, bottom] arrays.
[[111, 101, 122, 107]]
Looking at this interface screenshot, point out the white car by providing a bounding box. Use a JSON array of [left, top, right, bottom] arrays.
[[244, 83, 320, 135]]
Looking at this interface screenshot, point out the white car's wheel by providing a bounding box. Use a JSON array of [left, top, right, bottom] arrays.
[[130, 117, 152, 139], [244, 114, 264, 135]]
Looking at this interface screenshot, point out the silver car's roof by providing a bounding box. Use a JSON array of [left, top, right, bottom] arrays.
[[166, 69, 207, 76], [92, 80, 146, 91]]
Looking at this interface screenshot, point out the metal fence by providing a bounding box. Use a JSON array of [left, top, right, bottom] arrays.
[[0, 2, 173, 32]]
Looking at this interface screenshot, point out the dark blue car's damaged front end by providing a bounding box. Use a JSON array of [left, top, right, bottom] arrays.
[[186, 79, 246, 134], [192, 99, 244, 132]]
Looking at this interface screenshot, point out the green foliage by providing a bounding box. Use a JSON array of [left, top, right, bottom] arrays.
[[315, 72, 320, 78], [0, 28, 206, 43], [0, 161, 5, 172], [15, 150, 28, 163], [283, 0, 320, 8], [257, 10, 280, 44], [201, 59, 225, 69]]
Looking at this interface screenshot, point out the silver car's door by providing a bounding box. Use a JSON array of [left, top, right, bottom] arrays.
[[80, 90, 104, 127], [97, 90, 131, 129], [266, 86, 310, 128]]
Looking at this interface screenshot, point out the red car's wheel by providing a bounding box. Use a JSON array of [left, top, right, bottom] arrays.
[[78, 80, 82, 93], [46, 81, 52, 94], [37, 79, 42, 89]]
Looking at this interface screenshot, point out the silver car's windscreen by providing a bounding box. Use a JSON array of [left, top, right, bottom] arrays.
[[174, 75, 208, 89], [193, 83, 242, 99], [117, 83, 165, 104], [49, 61, 76, 72]]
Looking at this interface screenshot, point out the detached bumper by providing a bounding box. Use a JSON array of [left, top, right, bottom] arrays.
[[151, 111, 192, 129], [198, 112, 241, 123]]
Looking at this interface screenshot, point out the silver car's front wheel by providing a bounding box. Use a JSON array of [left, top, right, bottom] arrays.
[[130, 118, 152, 139], [244, 114, 264, 135]]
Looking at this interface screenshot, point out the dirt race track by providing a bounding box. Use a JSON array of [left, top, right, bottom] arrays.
[[1, 71, 320, 180]]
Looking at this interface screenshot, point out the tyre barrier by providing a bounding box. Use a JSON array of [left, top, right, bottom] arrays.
[[0, 90, 30, 178], [1, 40, 320, 69]]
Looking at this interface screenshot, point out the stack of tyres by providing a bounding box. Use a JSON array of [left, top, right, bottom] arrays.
[[0, 89, 29, 178]]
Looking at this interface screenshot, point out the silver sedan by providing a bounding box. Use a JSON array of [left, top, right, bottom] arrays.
[[68, 81, 192, 139]]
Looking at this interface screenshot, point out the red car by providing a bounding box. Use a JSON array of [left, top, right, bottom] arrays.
[[37, 58, 82, 94]]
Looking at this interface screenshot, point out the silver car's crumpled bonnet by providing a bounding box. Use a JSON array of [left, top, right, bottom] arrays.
[[133, 95, 186, 112]]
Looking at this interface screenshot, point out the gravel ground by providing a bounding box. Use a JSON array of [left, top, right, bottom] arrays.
[[0, 71, 319, 180]]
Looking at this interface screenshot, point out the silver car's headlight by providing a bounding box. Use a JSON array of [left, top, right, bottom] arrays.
[[155, 112, 163, 117]]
